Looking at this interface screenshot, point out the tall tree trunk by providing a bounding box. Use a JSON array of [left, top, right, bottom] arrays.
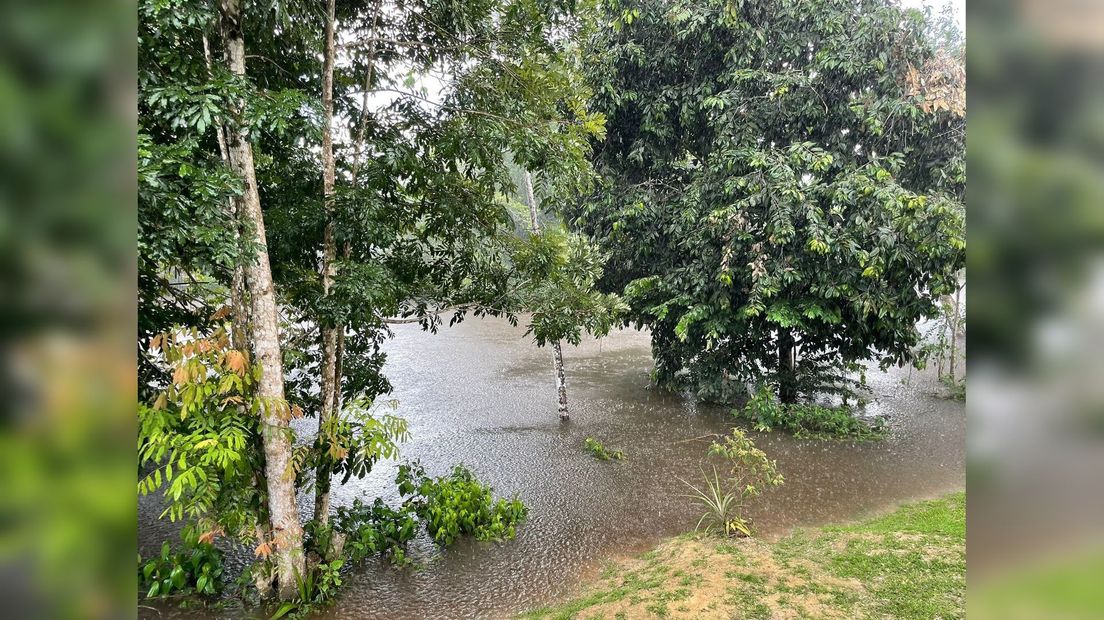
[[203, 33, 250, 355], [314, 0, 339, 529], [950, 282, 962, 383], [218, 0, 304, 599], [523, 170, 570, 421], [777, 329, 797, 404], [205, 33, 268, 595]]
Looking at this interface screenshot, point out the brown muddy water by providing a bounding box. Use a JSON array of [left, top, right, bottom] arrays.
[[138, 317, 964, 619]]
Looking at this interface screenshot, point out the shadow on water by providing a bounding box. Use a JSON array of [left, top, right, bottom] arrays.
[[138, 316, 964, 619]]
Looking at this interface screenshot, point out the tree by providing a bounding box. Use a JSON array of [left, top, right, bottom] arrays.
[[275, 0, 609, 471], [216, 0, 305, 597], [523, 170, 571, 420], [315, 0, 339, 530], [138, 0, 608, 600], [139, 0, 320, 598], [573, 0, 965, 405], [507, 169, 625, 419]]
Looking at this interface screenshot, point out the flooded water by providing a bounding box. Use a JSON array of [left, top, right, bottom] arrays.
[[138, 317, 964, 619]]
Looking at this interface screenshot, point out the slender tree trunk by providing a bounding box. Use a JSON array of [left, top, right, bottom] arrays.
[[777, 329, 797, 404], [523, 170, 570, 421], [314, 0, 339, 529], [524, 169, 541, 232], [950, 283, 962, 383], [218, 0, 304, 599], [332, 0, 382, 418], [552, 340, 569, 420], [203, 34, 251, 354]]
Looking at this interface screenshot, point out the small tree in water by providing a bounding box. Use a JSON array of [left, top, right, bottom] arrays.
[[508, 169, 626, 421]]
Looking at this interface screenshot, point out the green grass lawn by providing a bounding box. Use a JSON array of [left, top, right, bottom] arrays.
[[520, 492, 965, 620]]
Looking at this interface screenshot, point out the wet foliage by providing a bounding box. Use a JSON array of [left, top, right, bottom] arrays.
[[739, 384, 886, 440], [398, 462, 529, 546], [139, 525, 224, 599], [584, 437, 626, 461], [573, 0, 965, 404], [331, 498, 420, 565], [681, 429, 784, 537]]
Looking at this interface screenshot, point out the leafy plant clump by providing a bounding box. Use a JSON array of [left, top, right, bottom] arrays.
[[681, 429, 783, 537], [397, 462, 528, 546], [139, 525, 224, 598], [333, 498, 419, 565], [940, 375, 966, 402], [584, 437, 625, 461], [740, 385, 885, 440], [270, 500, 417, 619], [272, 464, 527, 617], [267, 558, 346, 620]]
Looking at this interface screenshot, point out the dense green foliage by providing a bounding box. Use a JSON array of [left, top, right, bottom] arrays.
[[572, 0, 965, 404], [139, 525, 224, 598], [398, 462, 529, 546], [508, 230, 627, 347], [739, 384, 885, 439], [333, 498, 419, 564], [137, 326, 268, 536], [300, 399, 409, 499], [276, 464, 529, 615]]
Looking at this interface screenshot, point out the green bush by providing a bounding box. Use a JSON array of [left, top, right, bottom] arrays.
[[139, 524, 223, 598], [397, 462, 528, 546], [584, 437, 625, 461], [268, 463, 528, 617], [739, 385, 884, 439], [333, 497, 419, 563]]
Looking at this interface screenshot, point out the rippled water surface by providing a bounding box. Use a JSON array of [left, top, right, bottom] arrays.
[[138, 317, 964, 619]]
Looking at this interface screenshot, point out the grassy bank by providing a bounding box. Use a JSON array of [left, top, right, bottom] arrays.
[[520, 492, 965, 620]]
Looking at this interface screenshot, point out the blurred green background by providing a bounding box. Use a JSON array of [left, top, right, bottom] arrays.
[[969, 0, 1104, 617], [1, 0, 135, 618]]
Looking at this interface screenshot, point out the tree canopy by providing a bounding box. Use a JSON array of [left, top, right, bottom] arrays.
[[571, 0, 965, 403], [138, 0, 611, 598]]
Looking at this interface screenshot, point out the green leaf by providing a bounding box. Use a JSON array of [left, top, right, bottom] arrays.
[[270, 602, 298, 620]]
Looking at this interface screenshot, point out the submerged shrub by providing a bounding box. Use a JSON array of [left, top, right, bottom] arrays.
[[268, 558, 346, 620], [139, 524, 224, 598], [333, 498, 419, 564], [681, 429, 784, 537], [272, 463, 528, 615], [739, 384, 885, 439], [397, 462, 528, 546], [584, 437, 625, 461]]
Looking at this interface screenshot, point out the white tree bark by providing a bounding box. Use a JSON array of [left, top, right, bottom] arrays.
[[523, 170, 570, 421], [552, 340, 569, 420], [315, 0, 338, 529], [218, 0, 304, 599], [203, 34, 251, 355]]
